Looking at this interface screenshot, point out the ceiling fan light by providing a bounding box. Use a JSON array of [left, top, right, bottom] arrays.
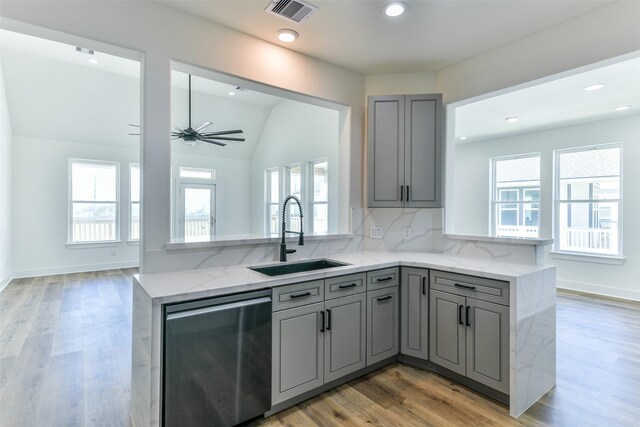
[[277, 29, 299, 43]]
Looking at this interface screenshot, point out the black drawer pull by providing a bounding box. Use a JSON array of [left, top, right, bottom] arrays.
[[454, 283, 476, 290], [422, 276, 426, 295], [326, 309, 331, 330], [338, 283, 358, 289], [320, 310, 325, 332], [376, 295, 392, 302], [290, 291, 311, 299], [376, 276, 394, 283], [466, 306, 471, 326], [458, 304, 464, 325]]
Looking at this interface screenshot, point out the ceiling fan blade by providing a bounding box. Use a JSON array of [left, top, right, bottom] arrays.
[[171, 123, 184, 132], [194, 121, 213, 132], [129, 123, 140, 127], [201, 136, 245, 142], [200, 139, 227, 147], [200, 130, 243, 136]]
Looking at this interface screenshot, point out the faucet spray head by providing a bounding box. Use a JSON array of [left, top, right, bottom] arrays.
[[298, 232, 304, 246]]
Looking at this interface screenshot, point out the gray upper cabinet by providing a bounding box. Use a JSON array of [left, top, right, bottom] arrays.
[[272, 302, 324, 405], [400, 268, 429, 360], [367, 94, 443, 208], [366, 286, 399, 365], [323, 293, 367, 383]]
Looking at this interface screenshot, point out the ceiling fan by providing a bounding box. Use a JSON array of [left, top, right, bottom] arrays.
[[129, 74, 245, 147]]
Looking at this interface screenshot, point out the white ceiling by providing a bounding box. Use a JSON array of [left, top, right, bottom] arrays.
[[455, 55, 640, 142], [159, 0, 611, 74]]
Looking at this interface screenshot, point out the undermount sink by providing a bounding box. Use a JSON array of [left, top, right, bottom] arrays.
[[249, 259, 350, 277]]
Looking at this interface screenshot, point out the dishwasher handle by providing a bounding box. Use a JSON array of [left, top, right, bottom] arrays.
[[166, 297, 271, 321]]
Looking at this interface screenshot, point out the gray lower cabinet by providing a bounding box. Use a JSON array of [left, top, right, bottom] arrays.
[[366, 286, 399, 365], [429, 270, 510, 394], [324, 293, 367, 383], [400, 268, 429, 360], [272, 302, 324, 405], [367, 93, 443, 208]]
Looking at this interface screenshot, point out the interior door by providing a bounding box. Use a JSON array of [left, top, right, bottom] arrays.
[[178, 182, 216, 240]]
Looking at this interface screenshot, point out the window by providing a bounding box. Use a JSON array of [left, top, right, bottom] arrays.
[[555, 144, 621, 256], [69, 159, 119, 243], [266, 168, 280, 236], [311, 160, 328, 235], [179, 167, 215, 180], [130, 164, 140, 241], [492, 154, 540, 238], [286, 164, 302, 231]]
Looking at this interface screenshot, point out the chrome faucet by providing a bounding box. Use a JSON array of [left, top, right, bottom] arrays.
[[280, 195, 304, 262]]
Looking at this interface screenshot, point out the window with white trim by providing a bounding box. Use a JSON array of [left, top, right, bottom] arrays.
[[311, 160, 328, 235], [69, 159, 119, 243], [554, 144, 621, 256], [179, 167, 216, 180], [491, 154, 540, 238], [285, 164, 302, 231], [266, 168, 280, 236], [130, 164, 140, 241]]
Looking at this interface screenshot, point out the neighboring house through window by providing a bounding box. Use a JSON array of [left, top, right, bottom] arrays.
[[130, 163, 140, 241], [266, 168, 279, 236], [69, 159, 119, 243], [491, 154, 540, 238], [311, 160, 328, 235], [554, 144, 622, 256]]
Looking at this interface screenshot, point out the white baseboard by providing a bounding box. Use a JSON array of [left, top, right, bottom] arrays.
[[0, 273, 13, 293], [11, 261, 139, 279], [557, 279, 640, 302]]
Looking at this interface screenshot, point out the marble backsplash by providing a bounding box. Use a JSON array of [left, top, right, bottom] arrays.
[[144, 207, 539, 273]]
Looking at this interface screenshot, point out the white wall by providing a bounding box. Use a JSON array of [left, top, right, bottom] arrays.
[[249, 100, 340, 234], [12, 136, 140, 276], [0, 59, 12, 289], [452, 114, 640, 300]]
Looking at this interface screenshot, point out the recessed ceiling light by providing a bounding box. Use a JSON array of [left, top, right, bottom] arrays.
[[277, 29, 299, 43], [584, 83, 605, 91], [458, 136, 468, 140], [505, 116, 519, 123], [87, 58, 98, 64], [614, 105, 630, 111], [383, 2, 407, 17], [228, 91, 236, 96]]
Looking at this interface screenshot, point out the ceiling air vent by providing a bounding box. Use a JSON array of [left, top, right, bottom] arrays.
[[265, 0, 318, 23]]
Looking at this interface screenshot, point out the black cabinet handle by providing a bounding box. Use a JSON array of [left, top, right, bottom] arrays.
[[458, 304, 464, 325], [376, 276, 393, 283], [290, 291, 311, 299], [466, 306, 471, 326], [454, 283, 476, 290], [400, 185, 404, 201], [376, 295, 393, 302], [320, 310, 325, 332], [338, 283, 357, 289], [326, 309, 331, 331], [422, 276, 426, 295], [406, 185, 410, 201]]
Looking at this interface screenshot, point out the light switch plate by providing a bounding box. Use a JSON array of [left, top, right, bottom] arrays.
[[403, 226, 412, 240], [370, 226, 383, 239]]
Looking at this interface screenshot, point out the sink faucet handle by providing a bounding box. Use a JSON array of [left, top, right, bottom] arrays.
[[286, 249, 296, 254]]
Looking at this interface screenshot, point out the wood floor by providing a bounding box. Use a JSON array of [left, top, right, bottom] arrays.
[[1, 270, 639, 426]]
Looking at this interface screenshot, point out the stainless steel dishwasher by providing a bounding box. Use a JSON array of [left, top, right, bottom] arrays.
[[163, 289, 272, 426]]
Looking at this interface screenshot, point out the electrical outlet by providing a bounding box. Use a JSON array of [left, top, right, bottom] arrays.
[[403, 226, 412, 240], [370, 226, 383, 239]]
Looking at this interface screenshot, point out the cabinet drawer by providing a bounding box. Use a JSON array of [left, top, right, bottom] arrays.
[[366, 268, 399, 291], [325, 273, 366, 300], [272, 280, 324, 312], [430, 270, 509, 306]]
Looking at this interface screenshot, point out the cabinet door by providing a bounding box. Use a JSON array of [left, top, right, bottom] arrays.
[[429, 289, 466, 375], [272, 302, 324, 405], [465, 298, 510, 394], [324, 293, 366, 383], [366, 287, 399, 365], [404, 94, 442, 208], [367, 95, 405, 207], [400, 268, 429, 360]]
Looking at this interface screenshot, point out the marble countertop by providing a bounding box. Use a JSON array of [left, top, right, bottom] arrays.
[[134, 251, 552, 305]]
